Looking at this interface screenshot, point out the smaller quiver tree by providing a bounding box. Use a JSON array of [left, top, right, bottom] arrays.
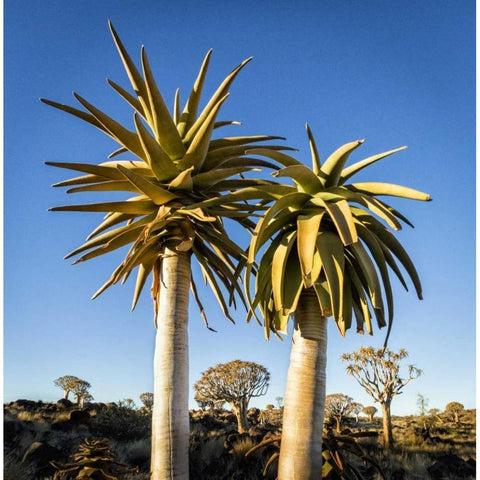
[[325, 393, 355, 432], [351, 402, 363, 422], [54, 375, 81, 400], [194, 360, 270, 433], [72, 380, 92, 408], [362, 406, 377, 422], [139, 392, 154, 413], [445, 402, 464, 423], [342, 347, 421, 449]]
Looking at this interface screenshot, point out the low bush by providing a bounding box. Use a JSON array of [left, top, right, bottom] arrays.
[[90, 402, 150, 441]]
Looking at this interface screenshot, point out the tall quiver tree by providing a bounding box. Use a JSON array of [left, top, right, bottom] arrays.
[[245, 125, 429, 479], [193, 360, 270, 433], [342, 347, 422, 449], [43, 22, 291, 480], [53, 375, 81, 400]]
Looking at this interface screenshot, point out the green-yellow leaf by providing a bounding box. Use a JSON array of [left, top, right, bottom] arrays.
[[297, 212, 324, 286], [141, 47, 186, 159], [117, 164, 179, 204]]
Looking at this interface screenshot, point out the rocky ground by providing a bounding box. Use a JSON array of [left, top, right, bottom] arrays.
[[3, 399, 476, 479]]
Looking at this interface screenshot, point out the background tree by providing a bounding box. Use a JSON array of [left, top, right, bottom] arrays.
[[362, 406, 377, 422], [72, 380, 92, 408], [266, 404, 275, 410], [194, 360, 270, 433], [53, 375, 81, 400], [43, 22, 288, 480], [325, 393, 355, 432], [428, 408, 440, 417], [350, 401, 363, 422], [445, 402, 464, 423], [80, 393, 94, 407], [417, 393, 429, 416], [139, 393, 154, 413], [245, 127, 429, 478], [342, 347, 422, 449], [275, 396, 284, 408]]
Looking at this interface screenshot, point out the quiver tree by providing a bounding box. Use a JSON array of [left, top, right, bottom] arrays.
[[351, 401, 363, 422], [72, 380, 92, 407], [244, 126, 429, 478], [362, 406, 377, 422], [194, 360, 270, 433], [53, 375, 81, 400], [325, 393, 355, 432], [139, 392, 154, 412], [445, 402, 464, 423], [342, 347, 422, 449], [43, 22, 290, 480], [417, 393, 429, 416]]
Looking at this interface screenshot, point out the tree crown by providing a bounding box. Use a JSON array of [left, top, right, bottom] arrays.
[[445, 401, 464, 413], [342, 347, 422, 404], [43, 23, 292, 327], [244, 126, 430, 341], [194, 359, 270, 406]]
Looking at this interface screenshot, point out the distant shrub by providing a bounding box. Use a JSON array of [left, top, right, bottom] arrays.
[[91, 402, 150, 441]]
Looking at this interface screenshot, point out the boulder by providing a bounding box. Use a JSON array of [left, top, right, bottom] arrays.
[[12, 399, 37, 410], [68, 409, 91, 423], [56, 398, 74, 409], [4, 419, 30, 449], [247, 407, 260, 424], [427, 454, 476, 479], [21, 441, 64, 478]]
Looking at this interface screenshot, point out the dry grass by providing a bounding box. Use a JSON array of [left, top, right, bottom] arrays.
[[3, 452, 35, 480]]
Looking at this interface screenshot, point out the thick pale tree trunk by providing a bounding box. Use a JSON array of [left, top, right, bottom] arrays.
[[63, 390, 69, 400], [335, 417, 342, 433], [151, 249, 191, 480], [381, 401, 393, 450], [232, 398, 250, 433], [278, 290, 328, 480]]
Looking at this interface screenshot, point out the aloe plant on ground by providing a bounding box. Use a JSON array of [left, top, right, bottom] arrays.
[[50, 438, 138, 479], [43, 22, 292, 480], [245, 124, 430, 479]]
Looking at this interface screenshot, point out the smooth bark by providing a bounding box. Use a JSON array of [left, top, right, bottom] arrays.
[[381, 401, 393, 450], [278, 290, 328, 480], [232, 398, 250, 433], [151, 249, 191, 480]]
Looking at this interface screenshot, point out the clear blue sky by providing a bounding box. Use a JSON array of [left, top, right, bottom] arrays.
[[4, 1, 475, 415]]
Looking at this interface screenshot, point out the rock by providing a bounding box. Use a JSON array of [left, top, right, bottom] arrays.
[[68, 409, 91, 423], [427, 454, 476, 479], [21, 441, 64, 478], [247, 407, 260, 424], [4, 419, 29, 448], [51, 419, 73, 431], [56, 398, 74, 409], [43, 404, 57, 413], [12, 399, 37, 410]]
